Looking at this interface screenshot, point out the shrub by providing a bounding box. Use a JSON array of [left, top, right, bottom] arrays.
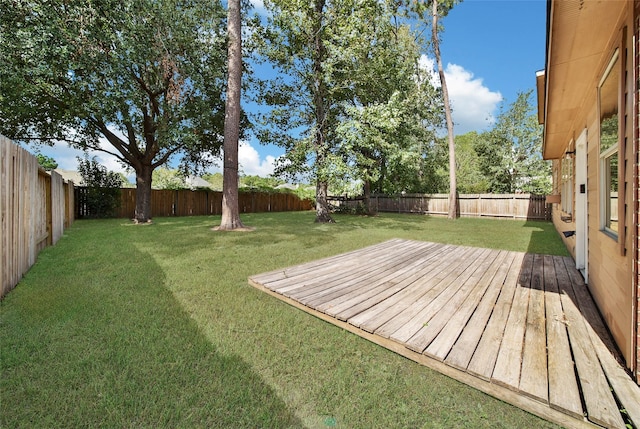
[[77, 155, 123, 218]]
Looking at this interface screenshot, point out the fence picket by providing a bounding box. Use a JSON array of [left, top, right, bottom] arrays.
[[1, 136, 74, 297], [329, 193, 551, 221], [74, 188, 314, 219]]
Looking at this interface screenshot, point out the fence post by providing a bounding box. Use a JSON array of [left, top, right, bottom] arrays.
[[45, 171, 53, 246]]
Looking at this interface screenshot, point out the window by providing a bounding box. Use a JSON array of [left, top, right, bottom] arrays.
[[598, 50, 619, 238], [561, 155, 573, 215]]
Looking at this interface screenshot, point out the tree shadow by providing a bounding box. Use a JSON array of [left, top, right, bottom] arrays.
[[0, 246, 302, 428], [513, 252, 632, 425], [522, 220, 570, 256]]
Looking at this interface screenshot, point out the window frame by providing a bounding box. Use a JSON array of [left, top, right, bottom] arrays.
[[598, 49, 621, 241], [561, 154, 574, 216]]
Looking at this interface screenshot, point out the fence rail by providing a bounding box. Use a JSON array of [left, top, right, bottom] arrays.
[[75, 188, 314, 219], [1, 136, 74, 298], [330, 193, 552, 221]]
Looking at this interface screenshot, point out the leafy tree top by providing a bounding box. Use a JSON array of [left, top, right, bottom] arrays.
[[35, 153, 58, 171], [1, 0, 235, 222]]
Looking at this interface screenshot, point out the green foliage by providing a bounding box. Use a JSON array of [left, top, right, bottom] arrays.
[[0, 0, 233, 221], [35, 153, 58, 171], [473, 91, 551, 195], [152, 168, 187, 190], [202, 172, 224, 191], [291, 185, 316, 201], [77, 156, 122, 218], [332, 9, 444, 196], [1, 213, 564, 428], [600, 114, 618, 152], [240, 174, 285, 190], [454, 132, 490, 193], [256, 0, 444, 217]]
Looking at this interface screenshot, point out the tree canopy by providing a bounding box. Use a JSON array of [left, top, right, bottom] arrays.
[[256, 0, 446, 219], [35, 153, 58, 171], [0, 0, 230, 222], [473, 90, 550, 194]]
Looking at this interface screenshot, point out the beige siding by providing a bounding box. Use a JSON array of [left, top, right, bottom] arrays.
[[550, 4, 636, 369]]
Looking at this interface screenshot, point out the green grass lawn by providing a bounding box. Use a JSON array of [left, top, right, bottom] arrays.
[[1, 212, 565, 428]]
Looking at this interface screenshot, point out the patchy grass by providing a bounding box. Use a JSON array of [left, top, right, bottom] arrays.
[[1, 212, 564, 428]]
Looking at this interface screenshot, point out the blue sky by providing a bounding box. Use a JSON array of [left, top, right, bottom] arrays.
[[40, 0, 547, 178]]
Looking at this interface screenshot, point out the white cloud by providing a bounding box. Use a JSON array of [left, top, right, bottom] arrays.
[[420, 55, 502, 134], [36, 135, 277, 181], [238, 141, 277, 176], [34, 140, 130, 175]]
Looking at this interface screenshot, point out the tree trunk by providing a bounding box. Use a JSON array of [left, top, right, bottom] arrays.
[[218, 0, 245, 230], [134, 163, 153, 223], [315, 180, 334, 223], [363, 179, 373, 215], [432, 0, 458, 220], [311, 0, 334, 224]]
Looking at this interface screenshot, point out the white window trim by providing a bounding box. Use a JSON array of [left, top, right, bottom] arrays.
[[599, 142, 619, 239], [598, 49, 620, 241], [561, 155, 573, 216]]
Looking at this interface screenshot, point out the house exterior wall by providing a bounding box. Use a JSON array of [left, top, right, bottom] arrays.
[[549, 2, 637, 375], [634, 2, 640, 381]]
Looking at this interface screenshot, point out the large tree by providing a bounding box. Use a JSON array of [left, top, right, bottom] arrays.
[[430, 0, 458, 219], [0, 0, 229, 223], [405, 0, 460, 218], [217, 0, 246, 230], [335, 12, 444, 213], [258, 0, 444, 220], [474, 90, 550, 194], [257, 0, 374, 223]]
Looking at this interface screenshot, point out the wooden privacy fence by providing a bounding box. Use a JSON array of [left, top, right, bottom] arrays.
[[1, 136, 75, 298], [331, 193, 552, 221], [75, 188, 314, 218]]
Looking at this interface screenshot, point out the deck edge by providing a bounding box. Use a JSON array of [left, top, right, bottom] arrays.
[[248, 278, 599, 429]]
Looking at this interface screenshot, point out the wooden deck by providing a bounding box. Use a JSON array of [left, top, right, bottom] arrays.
[[249, 239, 640, 429]]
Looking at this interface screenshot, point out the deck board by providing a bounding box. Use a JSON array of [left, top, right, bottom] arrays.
[[445, 251, 517, 371], [518, 254, 549, 404], [302, 241, 432, 307], [491, 253, 533, 390], [388, 247, 492, 344], [544, 255, 583, 418], [424, 250, 509, 361], [464, 251, 523, 380], [249, 239, 640, 429]]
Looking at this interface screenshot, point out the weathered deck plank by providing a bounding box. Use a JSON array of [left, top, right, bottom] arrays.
[[320, 243, 448, 319], [248, 239, 639, 429], [464, 252, 524, 380], [491, 253, 533, 390], [445, 251, 518, 371], [518, 254, 549, 404], [270, 240, 411, 295], [350, 245, 479, 334], [424, 250, 510, 361], [388, 247, 492, 344], [559, 258, 626, 428], [296, 240, 430, 305], [545, 255, 583, 418], [252, 239, 398, 285]]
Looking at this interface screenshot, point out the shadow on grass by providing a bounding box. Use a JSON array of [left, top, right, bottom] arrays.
[[523, 220, 569, 256], [0, 241, 302, 428]]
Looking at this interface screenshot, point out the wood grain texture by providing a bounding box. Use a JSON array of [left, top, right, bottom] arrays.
[[250, 239, 637, 429], [1, 137, 73, 298]]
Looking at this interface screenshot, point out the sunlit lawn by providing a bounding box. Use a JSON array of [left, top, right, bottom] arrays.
[[1, 211, 565, 428]]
